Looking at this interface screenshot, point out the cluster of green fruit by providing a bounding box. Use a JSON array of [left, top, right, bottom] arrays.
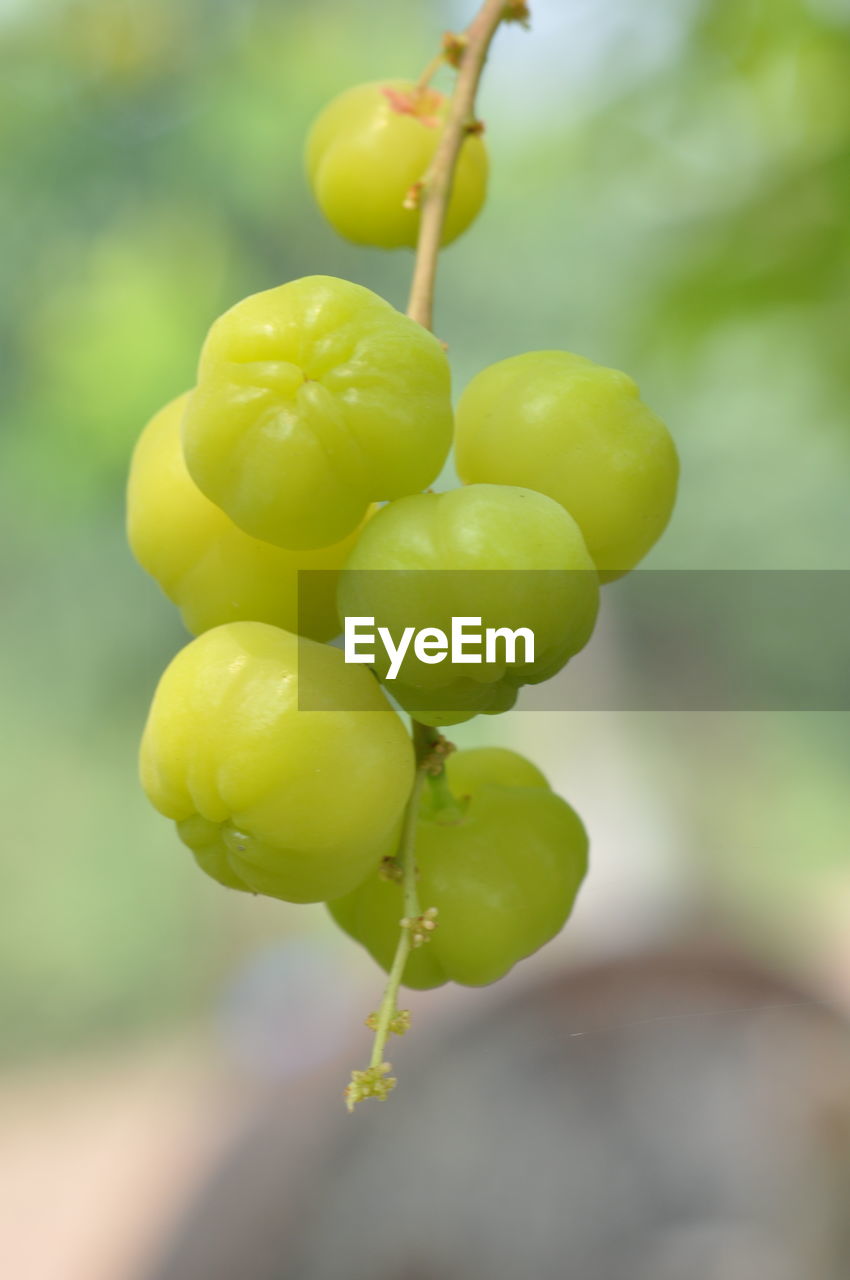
[[128, 75, 678, 994]]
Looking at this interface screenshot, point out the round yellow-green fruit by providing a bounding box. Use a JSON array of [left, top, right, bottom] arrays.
[[127, 393, 369, 639], [183, 275, 453, 550], [328, 747, 588, 988], [455, 351, 679, 582], [306, 80, 488, 248], [140, 622, 414, 903], [337, 484, 599, 726]]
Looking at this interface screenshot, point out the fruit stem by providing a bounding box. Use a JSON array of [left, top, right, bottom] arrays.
[[366, 760, 428, 1065], [427, 767, 468, 823], [345, 0, 525, 1111], [414, 50, 446, 94], [344, 724, 438, 1112], [406, 0, 524, 330]]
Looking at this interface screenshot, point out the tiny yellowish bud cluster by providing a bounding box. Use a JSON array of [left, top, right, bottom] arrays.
[[344, 1062, 397, 1111], [401, 905, 439, 948], [365, 1008, 412, 1036], [423, 734, 456, 776], [441, 31, 468, 68], [504, 0, 531, 28]]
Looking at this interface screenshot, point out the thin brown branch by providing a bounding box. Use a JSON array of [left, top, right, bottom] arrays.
[[406, 0, 517, 331]]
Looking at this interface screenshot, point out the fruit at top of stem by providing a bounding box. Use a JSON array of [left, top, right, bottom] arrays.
[[328, 746, 588, 988], [306, 80, 488, 249], [455, 351, 679, 582], [127, 392, 370, 640], [182, 275, 453, 550], [139, 622, 414, 904], [337, 483, 599, 726]]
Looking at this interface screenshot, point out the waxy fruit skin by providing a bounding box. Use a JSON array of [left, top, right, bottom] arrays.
[[183, 275, 453, 550], [127, 392, 368, 639], [328, 747, 588, 988], [337, 483, 600, 725], [140, 622, 415, 904], [306, 80, 488, 248], [455, 350, 679, 582]]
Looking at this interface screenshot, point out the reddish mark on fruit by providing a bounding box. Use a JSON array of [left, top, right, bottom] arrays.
[[403, 181, 423, 211], [381, 85, 443, 128]]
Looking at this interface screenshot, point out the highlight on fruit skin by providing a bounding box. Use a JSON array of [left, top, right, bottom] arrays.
[[127, 392, 370, 640], [306, 80, 488, 248], [328, 746, 588, 988], [182, 275, 454, 550], [455, 350, 679, 582], [139, 622, 415, 904]]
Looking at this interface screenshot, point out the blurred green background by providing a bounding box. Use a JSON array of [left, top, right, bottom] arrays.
[[2, 0, 849, 1074]]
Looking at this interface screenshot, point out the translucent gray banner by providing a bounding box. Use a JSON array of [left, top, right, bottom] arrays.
[[297, 570, 850, 712]]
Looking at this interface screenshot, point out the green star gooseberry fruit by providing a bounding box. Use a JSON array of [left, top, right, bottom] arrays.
[[139, 622, 414, 904], [127, 392, 370, 640], [337, 484, 600, 726], [455, 351, 679, 582], [306, 80, 488, 248], [182, 275, 453, 550], [328, 747, 588, 988]]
